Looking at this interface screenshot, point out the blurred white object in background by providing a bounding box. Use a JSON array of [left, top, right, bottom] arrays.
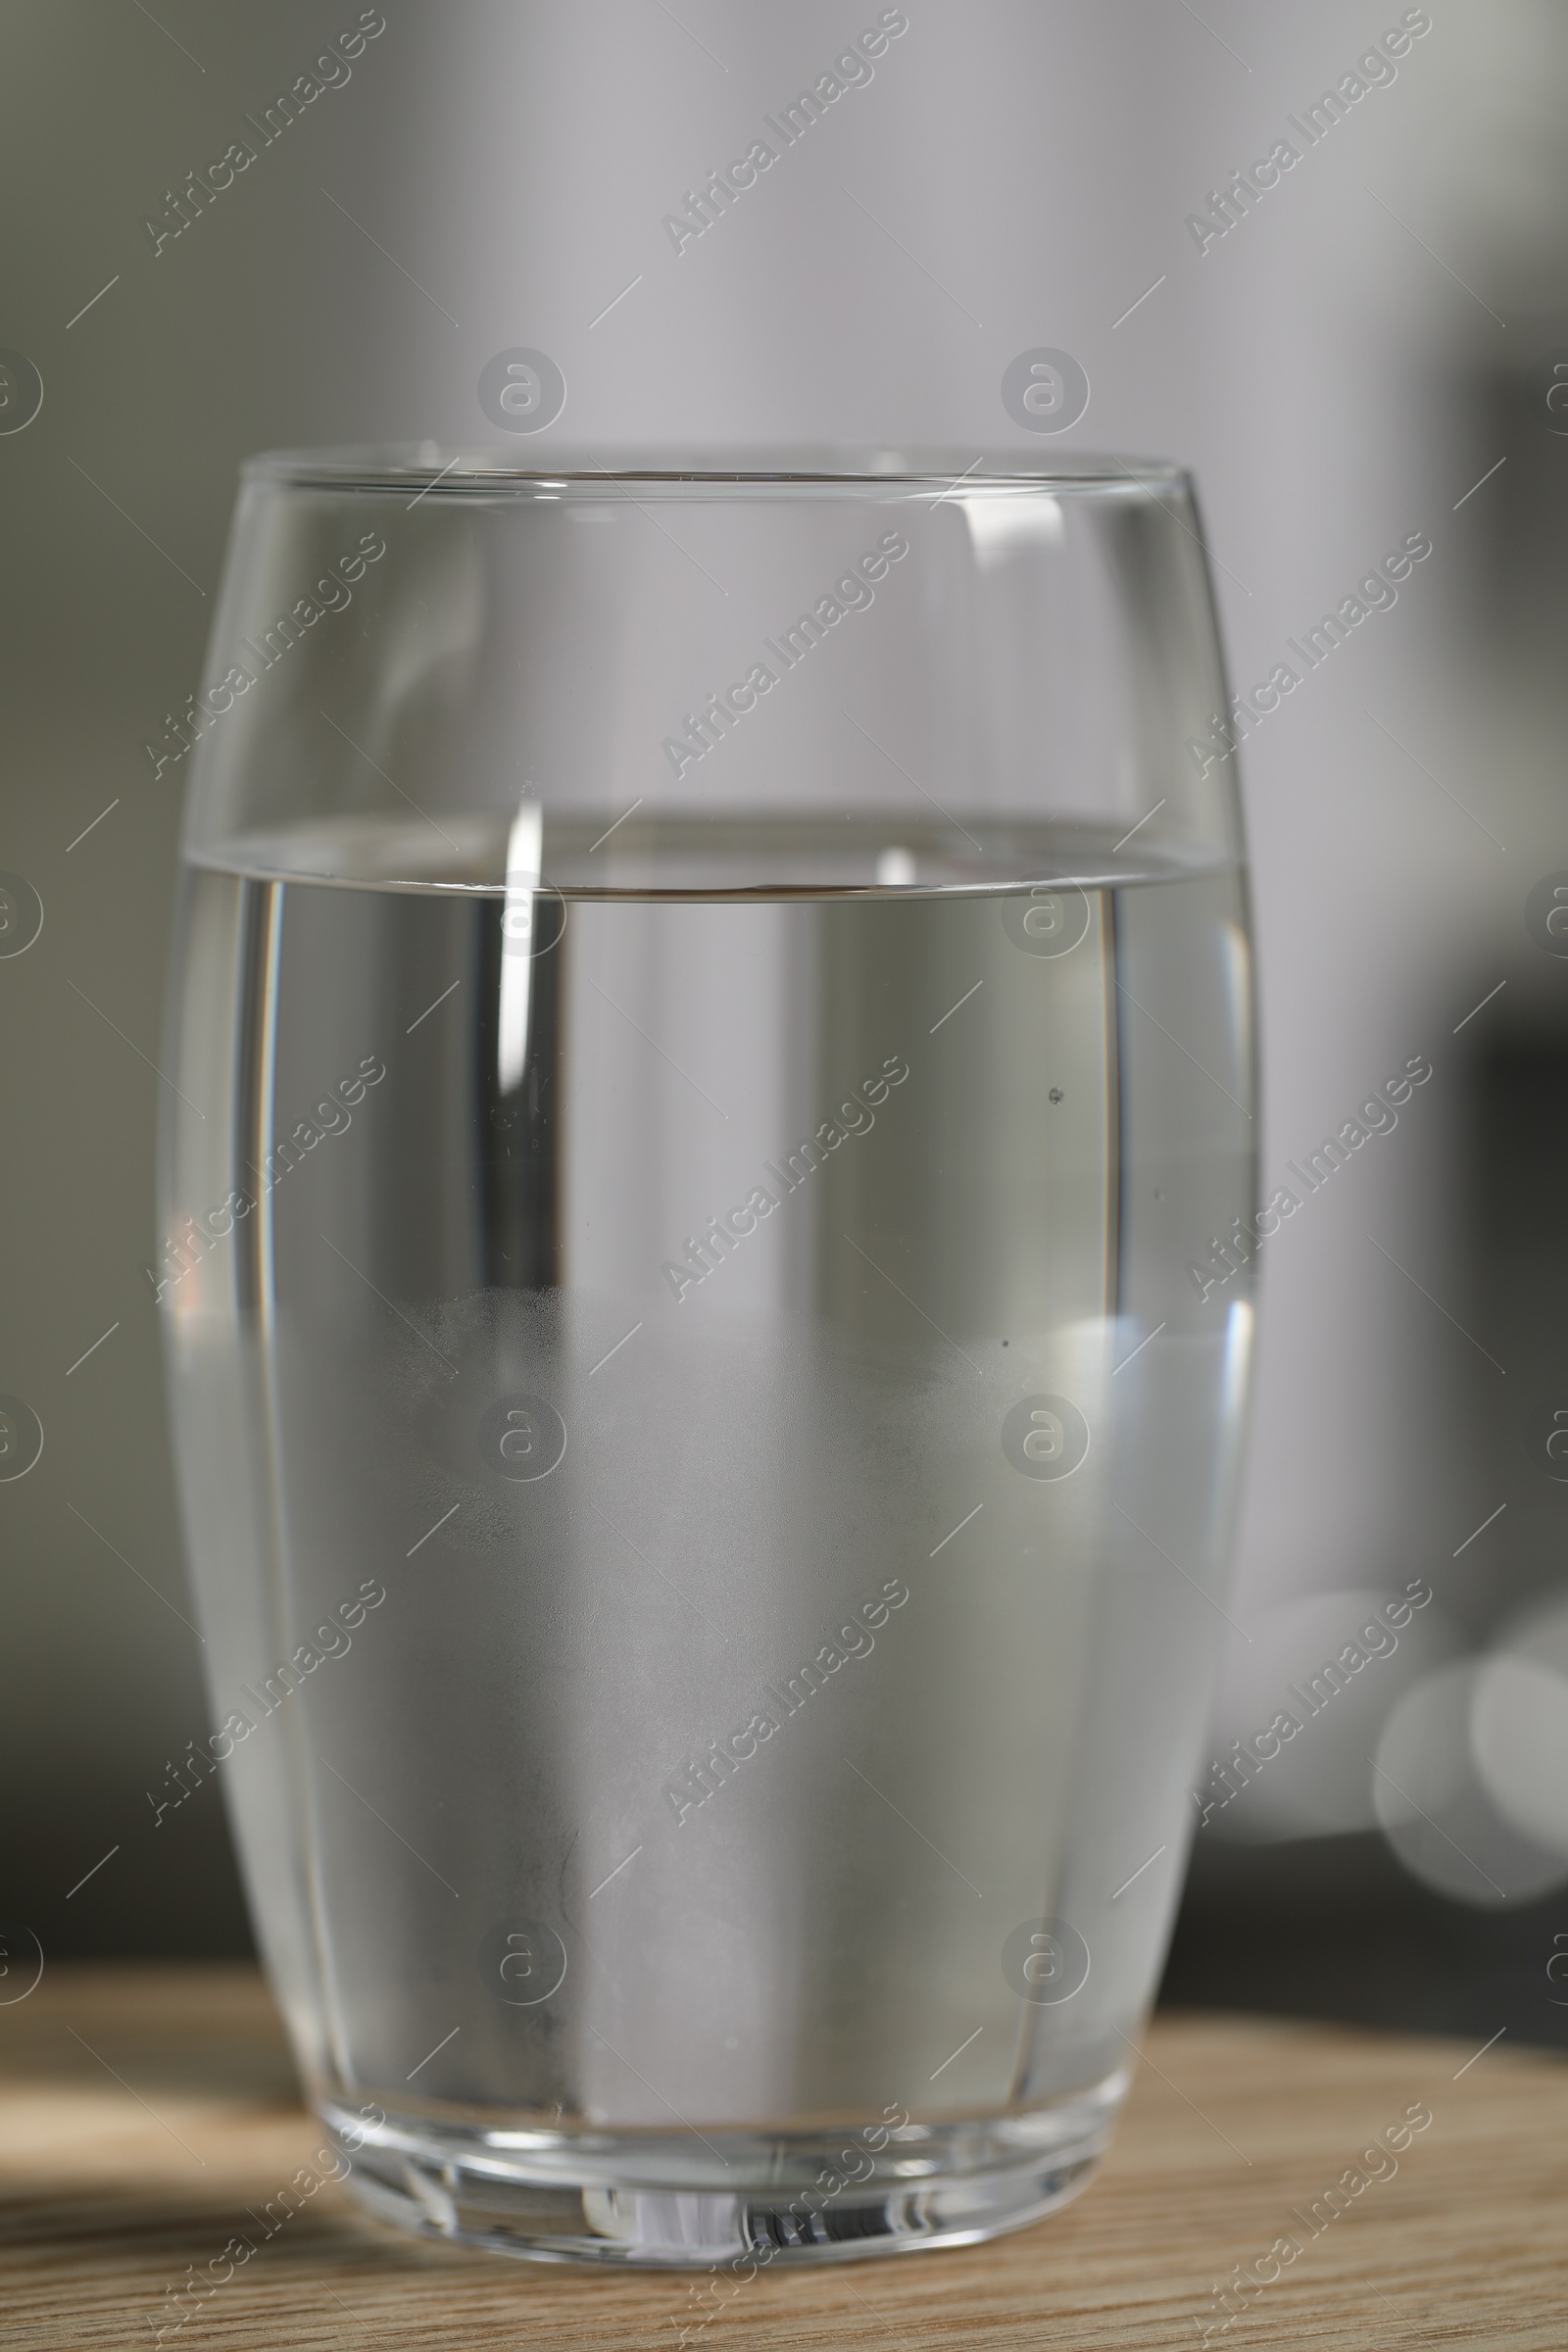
[[1201, 1586, 1461, 1843], [1373, 1606, 1568, 1905]]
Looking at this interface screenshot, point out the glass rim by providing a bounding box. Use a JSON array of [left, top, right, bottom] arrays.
[[240, 443, 1193, 498]]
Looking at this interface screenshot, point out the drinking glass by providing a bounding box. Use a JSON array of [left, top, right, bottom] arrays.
[[157, 449, 1257, 2267]]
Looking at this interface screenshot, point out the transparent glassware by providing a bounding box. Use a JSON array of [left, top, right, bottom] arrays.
[[156, 449, 1257, 2268]]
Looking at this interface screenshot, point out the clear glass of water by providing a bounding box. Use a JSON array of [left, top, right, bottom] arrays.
[[158, 450, 1256, 2267]]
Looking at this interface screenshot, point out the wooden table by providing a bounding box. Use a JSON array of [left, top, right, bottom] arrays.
[[2, 1967, 1563, 2347]]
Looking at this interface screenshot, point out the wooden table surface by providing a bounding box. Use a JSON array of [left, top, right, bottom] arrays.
[[1, 1967, 1563, 2348]]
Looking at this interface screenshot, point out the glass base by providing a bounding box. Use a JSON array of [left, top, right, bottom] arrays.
[[320, 2074, 1124, 2268]]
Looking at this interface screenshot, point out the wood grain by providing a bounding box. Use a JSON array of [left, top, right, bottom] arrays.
[[1, 1967, 1563, 2348]]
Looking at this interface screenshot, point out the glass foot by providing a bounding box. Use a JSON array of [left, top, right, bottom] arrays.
[[320, 2075, 1124, 2268]]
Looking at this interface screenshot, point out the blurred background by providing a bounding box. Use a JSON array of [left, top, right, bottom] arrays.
[[4, 0, 1568, 2045]]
